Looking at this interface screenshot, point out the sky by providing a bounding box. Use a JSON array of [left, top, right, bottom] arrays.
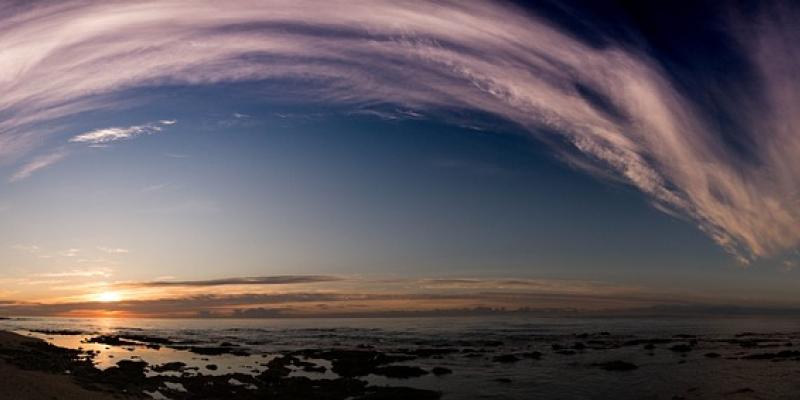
[[1, 0, 799, 317]]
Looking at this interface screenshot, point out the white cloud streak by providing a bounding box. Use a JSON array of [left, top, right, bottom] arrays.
[[69, 120, 174, 144], [0, 1, 798, 261]]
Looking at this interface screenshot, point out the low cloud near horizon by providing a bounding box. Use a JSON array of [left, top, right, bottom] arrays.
[[0, 275, 793, 318]]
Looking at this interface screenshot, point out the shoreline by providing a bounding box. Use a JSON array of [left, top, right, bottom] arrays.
[[5, 318, 797, 399], [0, 331, 130, 399], [0, 329, 442, 400]]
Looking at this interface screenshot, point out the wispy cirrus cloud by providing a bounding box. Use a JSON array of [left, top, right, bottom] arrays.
[[9, 151, 67, 182], [0, 1, 798, 261]]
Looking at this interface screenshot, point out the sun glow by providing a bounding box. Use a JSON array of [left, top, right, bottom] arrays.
[[95, 291, 122, 302]]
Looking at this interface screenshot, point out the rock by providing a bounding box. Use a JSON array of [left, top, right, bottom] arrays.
[[431, 367, 452, 376], [83, 335, 139, 346], [360, 386, 441, 399], [742, 350, 800, 360], [298, 349, 415, 378], [30, 329, 88, 335], [725, 387, 755, 395], [520, 351, 543, 359], [186, 346, 250, 356], [206, 364, 218, 370], [151, 361, 186, 373], [405, 348, 458, 358], [119, 334, 176, 345], [302, 364, 327, 373], [492, 354, 520, 363], [94, 359, 151, 392], [372, 365, 428, 379], [591, 361, 638, 371], [670, 344, 693, 352]]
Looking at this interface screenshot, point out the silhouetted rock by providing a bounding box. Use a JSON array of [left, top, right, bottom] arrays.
[[591, 361, 638, 371], [742, 350, 800, 360], [30, 329, 88, 336], [372, 365, 428, 379], [725, 387, 755, 395], [185, 346, 251, 356], [360, 386, 441, 400], [520, 351, 543, 359], [151, 361, 186, 372], [492, 354, 520, 363], [297, 349, 415, 378], [670, 344, 693, 352], [83, 335, 139, 346], [405, 348, 458, 358]]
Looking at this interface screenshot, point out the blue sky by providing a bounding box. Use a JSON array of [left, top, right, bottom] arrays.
[[0, 1, 799, 316]]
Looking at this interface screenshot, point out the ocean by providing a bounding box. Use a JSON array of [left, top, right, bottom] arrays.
[[2, 316, 799, 399]]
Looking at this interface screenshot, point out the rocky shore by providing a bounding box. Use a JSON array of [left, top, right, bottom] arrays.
[[0, 330, 442, 399], [4, 325, 799, 399]]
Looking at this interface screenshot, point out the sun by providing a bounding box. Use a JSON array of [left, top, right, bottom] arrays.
[[95, 291, 122, 302]]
